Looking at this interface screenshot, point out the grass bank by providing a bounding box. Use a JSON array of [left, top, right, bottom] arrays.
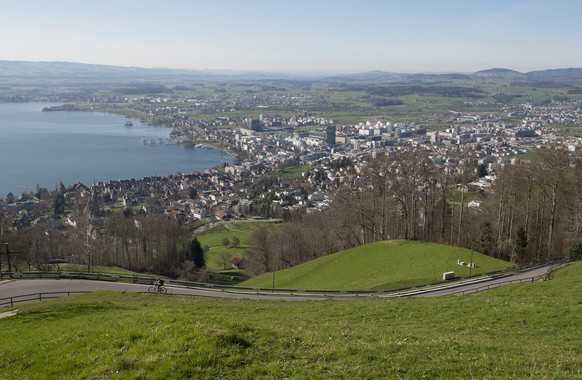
[[242, 240, 511, 290], [1, 263, 581, 378]]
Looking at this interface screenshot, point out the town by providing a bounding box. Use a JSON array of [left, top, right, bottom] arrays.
[[5, 89, 582, 233]]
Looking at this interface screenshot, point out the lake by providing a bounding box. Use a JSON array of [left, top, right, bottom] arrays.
[[0, 103, 232, 197]]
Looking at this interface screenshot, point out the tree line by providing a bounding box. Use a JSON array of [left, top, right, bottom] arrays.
[[245, 146, 582, 275], [2, 210, 206, 278]]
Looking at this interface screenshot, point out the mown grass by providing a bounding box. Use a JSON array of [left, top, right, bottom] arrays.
[[196, 222, 280, 271], [275, 165, 313, 180], [242, 240, 511, 290], [1, 263, 581, 379]]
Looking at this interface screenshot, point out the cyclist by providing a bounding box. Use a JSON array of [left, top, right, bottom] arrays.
[[155, 278, 165, 292]]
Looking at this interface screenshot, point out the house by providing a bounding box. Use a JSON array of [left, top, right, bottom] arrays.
[[214, 210, 230, 220]]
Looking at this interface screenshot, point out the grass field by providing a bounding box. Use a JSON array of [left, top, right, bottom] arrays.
[[1, 263, 581, 379], [274, 165, 313, 180], [241, 240, 511, 290], [196, 221, 280, 271]]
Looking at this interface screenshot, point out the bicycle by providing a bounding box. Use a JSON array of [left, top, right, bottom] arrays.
[[148, 285, 167, 294]]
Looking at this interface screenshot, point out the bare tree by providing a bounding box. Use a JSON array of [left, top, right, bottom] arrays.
[[245, 226, 273, 275]]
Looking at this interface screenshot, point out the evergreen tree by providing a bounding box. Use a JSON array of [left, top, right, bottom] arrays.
[[514, 226, 528, 262], [53, 193, 66, 215], [477, 163, 488, 178], [6, 192, 15, 204], [190, 237, 206, 269], [474, 221, 494, 255]]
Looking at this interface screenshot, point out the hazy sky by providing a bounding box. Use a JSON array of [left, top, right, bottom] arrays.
[[2, 0, 581, 73]]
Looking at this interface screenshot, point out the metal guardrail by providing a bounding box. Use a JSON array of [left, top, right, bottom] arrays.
[[444, 275, 542, 296], [0, 291, 91, 309], [1, 255, 579, 306]]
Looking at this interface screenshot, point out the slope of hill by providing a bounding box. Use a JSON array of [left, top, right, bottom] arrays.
[[0, 60, 310, 85], [475, 68, 523, 75], [241, 240, 511, 290], [0, 60, 208, 84], [1, 263, 580, 378], [526, 67, 582, 83]]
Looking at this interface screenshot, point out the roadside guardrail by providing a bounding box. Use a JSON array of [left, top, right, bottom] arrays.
[[1, 255, 580, 308]]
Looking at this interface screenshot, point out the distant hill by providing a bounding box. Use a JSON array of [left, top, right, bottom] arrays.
[[0, 60, 207, 85], [241, 240, 511, 290], [525, 68, 582, 83], [475, 68, 523, 75], [2, 60, 581, 86], [324, 70, 403, 82], [475, 67, 582, 84], [0, 60, 310, 85], [474, 68, 526, 81]]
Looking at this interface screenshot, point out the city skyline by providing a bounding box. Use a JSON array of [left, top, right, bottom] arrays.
[[2, 0, 582, 74]]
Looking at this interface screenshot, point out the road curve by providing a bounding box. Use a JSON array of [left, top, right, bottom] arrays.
[[405, 264, 559, 297], [0, 263, 563, 306], [0, 278, 329, 303]]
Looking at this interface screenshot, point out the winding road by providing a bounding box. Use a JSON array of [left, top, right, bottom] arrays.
[[0, 263, 564, 307]]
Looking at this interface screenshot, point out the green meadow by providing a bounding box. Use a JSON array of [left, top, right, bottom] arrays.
[[242, 241, 511, 290], [196, 222, 280, 271], [1, 263, 581, 379]]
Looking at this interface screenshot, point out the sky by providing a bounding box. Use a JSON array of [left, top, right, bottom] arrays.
[[2, 0, 582, 73]]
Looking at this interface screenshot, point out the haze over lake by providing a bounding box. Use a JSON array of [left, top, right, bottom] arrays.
[[0, 103, 232, 197]]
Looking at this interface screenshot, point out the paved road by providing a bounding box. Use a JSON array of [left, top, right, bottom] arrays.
[[401, 264, 558, 297], [0, 263, 562, 306], [0, 278, 328, 304]]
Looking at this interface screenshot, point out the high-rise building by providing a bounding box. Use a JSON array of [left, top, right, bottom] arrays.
[[325, 125, 336, 145], [243, 118, 261, 131]]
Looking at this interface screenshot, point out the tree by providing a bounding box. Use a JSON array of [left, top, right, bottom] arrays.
[[189, 237, 205, 269], [53, 192, 66, 215], [477, 163, 488, 178], [514, 226, 528, 262], [218, 251, 232, 270], [538, 148, 570, 258], [231, 253, 245, 269], [6, 192, 15, 204], [232, 236, 240, 248], [246, 226, 272, 275], [222, 237, 230, 248], [474, 221, 494, 256]]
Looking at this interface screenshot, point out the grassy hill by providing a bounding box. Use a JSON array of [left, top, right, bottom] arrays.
[[196, 221, 281, 271], [1, 263, 581, 378], [242, 240, 511, 290]]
